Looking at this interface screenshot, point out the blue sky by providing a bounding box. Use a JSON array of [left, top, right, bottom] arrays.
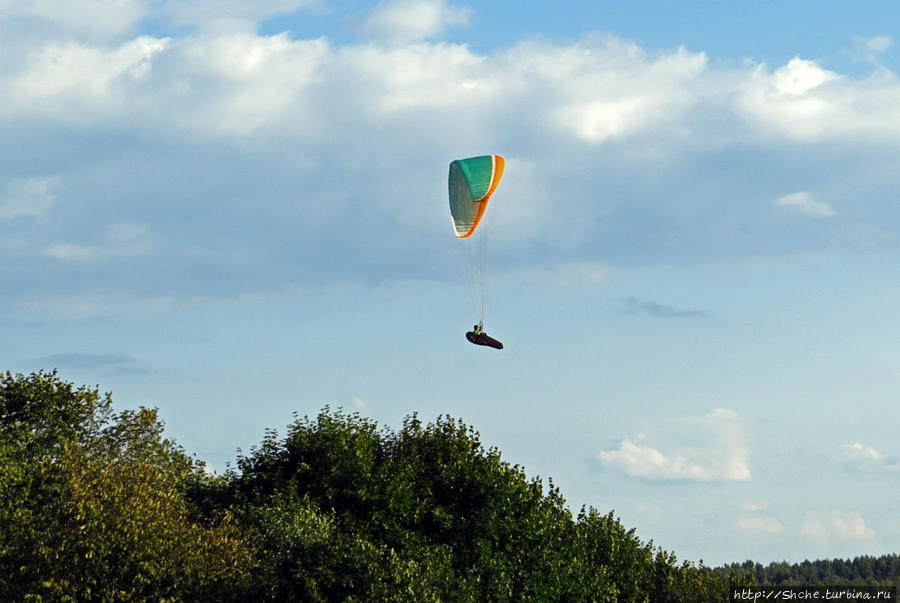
[[3, 0, 900, 565]]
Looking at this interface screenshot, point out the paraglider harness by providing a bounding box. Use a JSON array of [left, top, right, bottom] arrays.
[[466, 323, 503, 349]]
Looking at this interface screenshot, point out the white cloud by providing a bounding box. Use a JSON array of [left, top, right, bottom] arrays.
[[0, 176, 58, 220], [774, 191, 835, 218], [737, 514, 784, 535], [352, 396, 368, 411], [842, 442, 900, 472], [5, 4, 900, 303], [597, 408, 751, 482], [0, 0, 147, 40], [0, 26, 705, 151], [737, 58, 841, 139], [4, 21, 900, 153], [802, 511, 876, 543], [737, 56, 900, 140], [338, 40, 488, 116], [597, 439, 712, 480], [360, 0, 470, 44], [167, 33, 329, 137], [551, 42, 707, 143], [9, 36, 170, 123], [773, 57, 836, 96]]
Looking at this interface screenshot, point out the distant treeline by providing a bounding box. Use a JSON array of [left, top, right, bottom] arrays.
[[717, 556, 900, 588], [1, 371, 895, 601]]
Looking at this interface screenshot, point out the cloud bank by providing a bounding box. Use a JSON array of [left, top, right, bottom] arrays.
[[3, 1, 900, 318]]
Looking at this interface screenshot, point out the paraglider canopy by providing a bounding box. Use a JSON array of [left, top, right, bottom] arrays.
[[448, 155, 505, 238]]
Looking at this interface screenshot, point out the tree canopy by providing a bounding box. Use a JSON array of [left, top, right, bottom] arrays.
[[0, 371, 258, 601], [4, 371, 894, 601]]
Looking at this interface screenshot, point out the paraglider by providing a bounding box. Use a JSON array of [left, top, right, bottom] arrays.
[[448, 155, 505, 350]]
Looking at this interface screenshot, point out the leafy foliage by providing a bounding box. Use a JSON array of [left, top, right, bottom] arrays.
[[212, 408, 728, 601], [0, 371, 258, 601], [9, 371, 852, 601]]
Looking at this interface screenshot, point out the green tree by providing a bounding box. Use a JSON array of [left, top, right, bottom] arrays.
[[0, 373, 745, 600], [217, 408, 727, 601], [0, 371, 259, 601]]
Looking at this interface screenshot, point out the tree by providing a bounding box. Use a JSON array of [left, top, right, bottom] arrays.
[[1, 374, 745, 600], [0, 371, 259, 601], [216, 408, 728, 601]]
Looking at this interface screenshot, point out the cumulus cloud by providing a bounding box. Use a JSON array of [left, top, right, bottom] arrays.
[[774, 191, 835, 217], [738, 56, 900, 140], [360, 0, 471, 43], [597, 439, 713, 480], [3, 2, 900, 309], [802, 511, 876, 543], [737, 58, 841, 139], [549, 41, 707, 144], [774, 57, 837, 96], [842, 442, 900, 472], [0, 26, 715, 147], [4, 16, 899, 151], [597, 409, 751, 482], [8, 36, 170, 123], [3, 7, 900, 147]]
